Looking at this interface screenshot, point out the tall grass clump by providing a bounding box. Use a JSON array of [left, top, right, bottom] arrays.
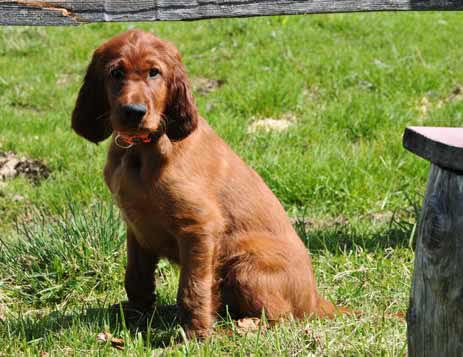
[[0, 201, 126, 307]]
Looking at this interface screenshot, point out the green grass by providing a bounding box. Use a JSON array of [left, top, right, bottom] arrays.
[[1, 11, 462, 355]]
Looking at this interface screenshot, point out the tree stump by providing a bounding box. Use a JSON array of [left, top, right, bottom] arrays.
[[403, 126, 463, 357]]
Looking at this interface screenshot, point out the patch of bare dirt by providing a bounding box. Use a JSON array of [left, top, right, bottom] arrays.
[[0, 304, 5, 322], [56, 73, 78, 87], [417, 85, 463, 122], [304, 325, 326, 350], [190, 77, 225, 95], [291, 215, 349, 231], [302, 85, 322, 103], [447, 85, 463, 102], [292, 212, 398, 232], [366, 211, 394, 223], [0, 151, 50, 184], [247, 113, 297, 134]]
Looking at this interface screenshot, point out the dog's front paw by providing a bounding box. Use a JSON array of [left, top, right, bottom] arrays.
[[181, 325, 210, 340], [177, 307, 211, 340]]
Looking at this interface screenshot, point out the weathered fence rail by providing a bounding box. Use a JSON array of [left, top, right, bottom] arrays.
[[1, 0, 463, 26]]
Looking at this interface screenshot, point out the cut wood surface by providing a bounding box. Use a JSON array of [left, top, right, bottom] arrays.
[[403, 126, 463, 171], [1, 0, 463, 26]]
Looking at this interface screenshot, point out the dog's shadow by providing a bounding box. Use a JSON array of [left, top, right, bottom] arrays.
[[295, 220, 416, 254], [105, 302, 181, 345], [12, 302, 182, 349]]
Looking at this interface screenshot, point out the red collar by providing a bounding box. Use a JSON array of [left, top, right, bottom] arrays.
[[114, 130, 164, 149]]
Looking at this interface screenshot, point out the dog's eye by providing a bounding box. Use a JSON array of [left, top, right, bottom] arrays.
[[110, 68, 125, 80], [149, 68, 160, 78]]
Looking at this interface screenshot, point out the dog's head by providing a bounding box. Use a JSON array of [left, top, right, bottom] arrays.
[[72, 30, 198, 144]]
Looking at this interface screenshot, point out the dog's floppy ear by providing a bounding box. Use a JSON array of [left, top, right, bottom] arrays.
[[165, 58, 198, 141], [71, 49, 112, 144]]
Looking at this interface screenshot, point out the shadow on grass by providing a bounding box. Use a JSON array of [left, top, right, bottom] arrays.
[[295, 219, 416, 254], [293, 189, 421, 254], [4, 302, 180, 349]]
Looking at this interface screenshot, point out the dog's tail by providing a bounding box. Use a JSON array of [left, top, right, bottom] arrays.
[[315, 296, 404, 319], [316, 296, 357, 318]]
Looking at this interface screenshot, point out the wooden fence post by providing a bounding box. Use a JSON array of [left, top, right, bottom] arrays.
[[403, 126, 463, 356]]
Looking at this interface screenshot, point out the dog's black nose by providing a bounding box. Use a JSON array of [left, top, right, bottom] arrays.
[[122, 103, 147, 123]]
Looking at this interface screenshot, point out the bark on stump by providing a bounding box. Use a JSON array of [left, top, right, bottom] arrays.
[[403, 126, 463, 357]]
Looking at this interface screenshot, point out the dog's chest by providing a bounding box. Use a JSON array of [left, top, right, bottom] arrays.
[[108, 151, 164, 219], [108, 149, 161, 196], [108, 150, 180, 231], [106, 151, 182, 260]]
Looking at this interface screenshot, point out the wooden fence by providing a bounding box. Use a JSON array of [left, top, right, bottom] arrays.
[[1, 0, 463, 26]]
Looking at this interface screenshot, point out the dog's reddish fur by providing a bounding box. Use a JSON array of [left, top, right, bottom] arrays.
[[72, 30, 342, 338]]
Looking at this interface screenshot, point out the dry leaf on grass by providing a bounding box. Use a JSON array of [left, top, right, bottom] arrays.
[[235, 317, 267, 336], [110, 337, 125, 351], [40, 353, 49, 357], [96, 332, 124, 351], [97, 331, 112, 343]]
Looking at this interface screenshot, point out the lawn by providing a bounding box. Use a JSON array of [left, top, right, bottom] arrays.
[[1, 11, 462, 355]]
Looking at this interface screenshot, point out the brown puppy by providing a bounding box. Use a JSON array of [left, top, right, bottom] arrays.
[[72, 30, 340, 338]]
